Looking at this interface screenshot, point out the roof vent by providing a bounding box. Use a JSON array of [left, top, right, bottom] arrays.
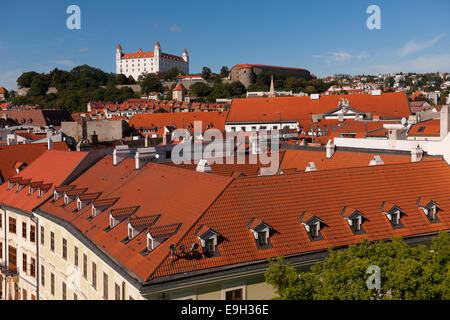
[[326, 140, 335, 159], [371, 90, 381, 96], [411, 145, 423, 162], [305, 162, 317, 172], [196, 159, 212, 173], [135, 147, 158, 170], [310, 94, 320, 100], [369, 155, 384, 166], [113, 145, 130, 166]]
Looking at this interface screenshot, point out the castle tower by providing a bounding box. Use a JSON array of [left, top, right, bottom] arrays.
[[269, 75, 275, 97], [182, 49, 189, 74], [173, 82, 186, 102], [116, 44, 122, 61]]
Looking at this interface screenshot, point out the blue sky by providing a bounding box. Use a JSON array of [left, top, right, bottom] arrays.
[[0, 0, 449, 90]]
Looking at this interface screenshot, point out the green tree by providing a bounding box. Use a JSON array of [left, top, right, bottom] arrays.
[[220, 66, 229, 78], [201, 67, 212, 80], [17, 71, 39, 88], [27, 76, 48, 97], [189, 82, 212, 97], [265, 231, 450, 300], [140, 74, 164, 95]]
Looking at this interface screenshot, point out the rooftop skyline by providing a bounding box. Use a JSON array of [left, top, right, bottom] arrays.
[[1, 0, 449, 90]]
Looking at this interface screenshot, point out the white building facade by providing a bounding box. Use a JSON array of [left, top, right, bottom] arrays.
[[116, 42, 189, 80]]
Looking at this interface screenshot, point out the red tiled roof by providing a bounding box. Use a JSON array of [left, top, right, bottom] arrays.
[[408, 119, 440, 136], [78, 192, 102, 201], [93, 198, 119, 207], [110, 206, 140, 219], [173, 82, 186, 91], [0, 150, 87, 212], [129, 215, 160, 228], [226, 92, 410, 123], [231, 64, 308, 72], [152, 159, 450, 279], [148, 223, 182, 238], [38, 156, 232, 281], [0, 142, 68, 183]]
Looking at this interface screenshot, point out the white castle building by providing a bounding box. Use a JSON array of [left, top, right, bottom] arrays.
[[116, 41, 189, 80]]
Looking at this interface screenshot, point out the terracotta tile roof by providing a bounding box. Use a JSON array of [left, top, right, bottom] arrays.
[[110, 206, 140, 219], [279, 149, 435, 172], [148, 223, 182, 238], [0, 109, 72, 127], [129, 215, 160, 228], [408, 119, 440, 136], [13, 161, 25, 169], [38, 157, 232, 282], [65, 188, 88, 196], [0, 150, 87, 212], [0, 142, 68, 183], [93, 198, 119, 207], [151, 159, 450, 280], [29, 181, 44, 188], [226, 92, 410, 124], [18, 178, 31, 185], [78, 192, 102, 201], [55, 185, 76, 193], [8, 176, 22, 183], [174, 82, 186, 92]]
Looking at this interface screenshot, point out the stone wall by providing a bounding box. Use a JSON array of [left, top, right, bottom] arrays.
[[61, 120, 127, 143]]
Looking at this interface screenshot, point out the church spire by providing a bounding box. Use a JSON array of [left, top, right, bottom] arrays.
[[269, 75, 275, 97]]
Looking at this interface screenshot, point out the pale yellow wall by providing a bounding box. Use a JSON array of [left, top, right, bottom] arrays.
[[0, 208, 38, 300], [37, 214, 143, 300]]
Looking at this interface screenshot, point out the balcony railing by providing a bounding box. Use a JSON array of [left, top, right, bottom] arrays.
[[0, 263, 18, 277]]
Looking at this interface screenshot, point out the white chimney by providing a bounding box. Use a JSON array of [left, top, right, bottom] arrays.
[[310, 94, 320, 100], [326, 140, 335, 159], [369, 155, 384, 166], [196, 159, 212, 173], [411, 145, 423, 162], [113, 145, 131, 166], [48, 136, 53, 150], [440, 105, 450, 138], [305, 162, 317, 172], [135, 147, 158, 170]]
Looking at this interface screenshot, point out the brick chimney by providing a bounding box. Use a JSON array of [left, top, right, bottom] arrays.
[[113, 145, 130, 165]]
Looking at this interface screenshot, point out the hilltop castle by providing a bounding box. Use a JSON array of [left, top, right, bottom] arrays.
[[116, 41, 189, 80]]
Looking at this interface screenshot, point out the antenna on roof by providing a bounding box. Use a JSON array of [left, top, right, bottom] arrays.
[[170, 244, 176, 261], [190, 243, 199, 252]]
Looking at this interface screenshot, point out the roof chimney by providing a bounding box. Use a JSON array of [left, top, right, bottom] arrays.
[[326, 140, 335, 159], [135, 147, 158, 170], [196, 159, 212, 173], [440, 105, 450, 138], [305, 162, 317, 172], [369, 155, 384, 166], [411, 145, 423, 162], [113, 145, 130, 166]]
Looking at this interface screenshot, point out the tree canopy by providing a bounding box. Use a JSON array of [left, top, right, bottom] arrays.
[[265, 231, 450, 300]]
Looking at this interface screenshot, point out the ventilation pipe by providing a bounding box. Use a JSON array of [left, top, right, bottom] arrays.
[[113, 145, 131, 166], [326, 140, 335, 159], [369, 155, 384, 166], [411, 145, 423, 162], [305, 162, 317, 172]]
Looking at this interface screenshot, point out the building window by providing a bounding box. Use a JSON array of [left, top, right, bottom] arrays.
[[74, 246, 79, 267], [22, 289, 27, 300], [30, 225, 36, 243], [74, 293, 78, 300], [8, 246, 17, 271], [41, 265, 45, 287], [115, 283, 120, 300], [225, 288, 243, 300], [310, 224, 319, 238], [30, 258, 35, 277], [9, 217, 16, 234], [41, 226, 45, 245], [92, 262, 97, 290], [50, 232, 55, 252], [22, 253, 27, 273], [0, 242, 2, 260], [62, 238, 67, 260], [83, 254, 88, 279], [205, 238, 215, 257], [258, 231, 267, 246], [62, 282, 67, 300], [103, 272, 108, 299], [51, 273, 55, 296], [22, 222, 27, 239], [0, 213, 2, 228]]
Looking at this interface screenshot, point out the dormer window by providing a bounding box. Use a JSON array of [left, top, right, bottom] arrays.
[[145, 223, 181, 254], [247, 218, 272, 249], [381, 202, 404, 229], [299, 212, 324, 241], [128, 224, 134, 240], [341, 207, 365, 235], [196, 225, 220, 258], [92, 198, 119, 218], [417, 198, 440, 223]]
